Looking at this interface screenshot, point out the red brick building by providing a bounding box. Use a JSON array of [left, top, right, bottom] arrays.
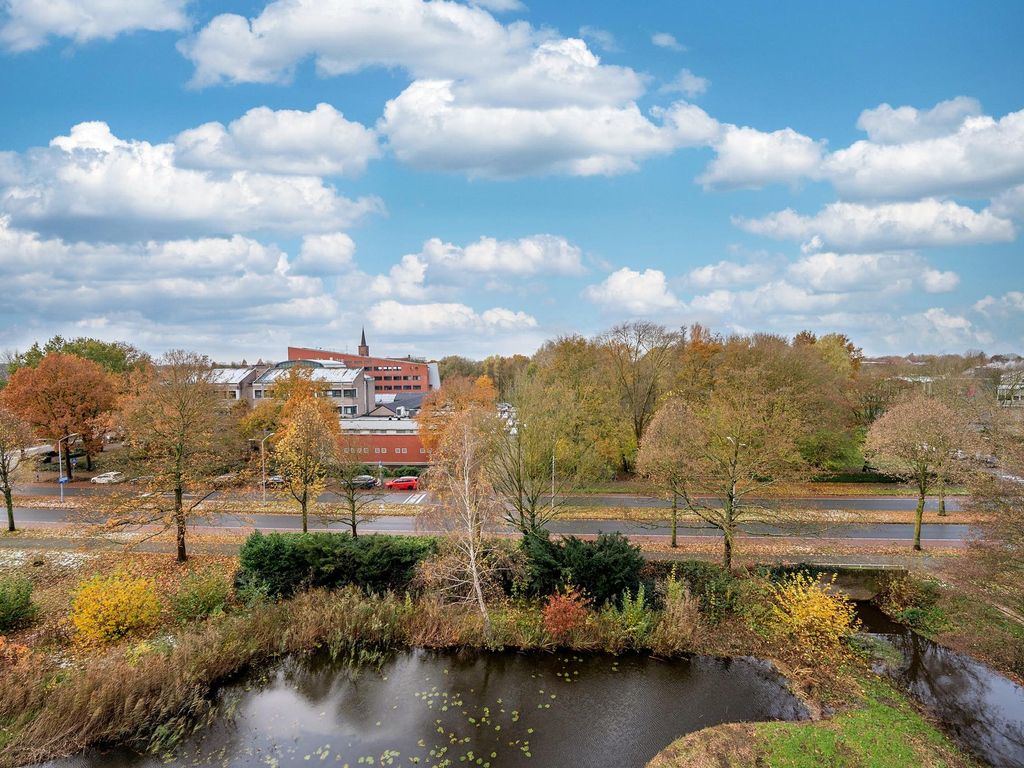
[[288, 329, 439, 394], [340, 417, 429, 466]]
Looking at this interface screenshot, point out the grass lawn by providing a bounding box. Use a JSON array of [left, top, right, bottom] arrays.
[[648, 675, 977, 768]]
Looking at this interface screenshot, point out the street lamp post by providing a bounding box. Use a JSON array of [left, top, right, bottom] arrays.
[[57, 432, 80, 503], [260, 432, 275, 503]]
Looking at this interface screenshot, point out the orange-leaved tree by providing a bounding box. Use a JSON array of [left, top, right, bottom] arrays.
[[2, 352, 116, 479], [273, 393, 341, 533], [418, 375, 497, 454]]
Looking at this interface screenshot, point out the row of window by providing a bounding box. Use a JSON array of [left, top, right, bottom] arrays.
[[342, 446, 427, 454], [377, 375, 421, 381], [254, 389, 358, 399], [377, 385, 422, 391]]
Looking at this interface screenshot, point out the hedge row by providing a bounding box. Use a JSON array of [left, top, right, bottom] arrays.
[[238, 532, 437, 597]]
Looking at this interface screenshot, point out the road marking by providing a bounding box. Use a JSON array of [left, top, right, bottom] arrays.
[[402, 493, 427, 505]]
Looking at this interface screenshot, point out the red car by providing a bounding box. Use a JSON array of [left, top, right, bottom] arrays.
[[385, 475, 419, 491]]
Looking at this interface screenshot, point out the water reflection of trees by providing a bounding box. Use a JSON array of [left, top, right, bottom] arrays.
[[885, 630, 1024, 766]]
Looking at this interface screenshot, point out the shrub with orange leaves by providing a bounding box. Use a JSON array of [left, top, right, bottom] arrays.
[[0, 635, 30, 667], [542, 586, 590, 642]]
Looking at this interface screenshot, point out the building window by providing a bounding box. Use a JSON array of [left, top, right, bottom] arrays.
[[254, 390, 263, 398], [343, 405, 357, 415], [419, 448, 426, 454], [381, 447, 388, 453], [343, 388, 357, 398]]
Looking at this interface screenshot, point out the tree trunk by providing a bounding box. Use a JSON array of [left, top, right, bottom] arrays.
[[65, 450, 73, 482], [913, 490, 925, 552], [4, 486, 14, 532], [670, 494, 678, 548], [722, 530, 732, 571], [301, 494, 308, 533], [469, 542, 491, 637], [86, 453, 93, 471], [175, 488, 187, 563], [351, 509, 358, 539], [938, 477, 947, 517]]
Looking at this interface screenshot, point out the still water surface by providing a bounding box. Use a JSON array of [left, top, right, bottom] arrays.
[[44, 649, 807, 768], [858, 602, 1024, 768]]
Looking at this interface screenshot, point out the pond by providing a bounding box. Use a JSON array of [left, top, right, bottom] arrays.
[[857, 602, 1024, 768], [43, 649, 808, 768]]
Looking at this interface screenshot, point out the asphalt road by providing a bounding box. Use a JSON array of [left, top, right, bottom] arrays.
[[10, 505, 974, 544], [14, 483, 963, 512]]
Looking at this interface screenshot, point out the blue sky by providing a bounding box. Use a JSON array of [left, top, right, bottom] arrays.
[[0, 0, 1021, 361]]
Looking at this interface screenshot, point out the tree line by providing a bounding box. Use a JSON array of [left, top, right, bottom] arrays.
[[0, 328, 1020, 577]]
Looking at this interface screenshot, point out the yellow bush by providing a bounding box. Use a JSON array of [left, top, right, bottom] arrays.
[[70, 570, 161, 646], [767, 572, 859, 665]]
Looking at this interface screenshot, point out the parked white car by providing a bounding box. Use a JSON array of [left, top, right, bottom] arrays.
[[90, 471, 125, 484]]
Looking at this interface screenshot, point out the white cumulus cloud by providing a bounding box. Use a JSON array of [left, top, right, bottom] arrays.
[[735, 199, 1015, 252], [1, 0, 188, 52], [0, 121, 382, 239], [175, 103, 380, 177], [419, 234, 584, 275], [584, 267, 680, 314], [699, 125, 826, 190], [855, 96, 982, 144], [293, 232, 356, 274], [369, 300, 536, 335]]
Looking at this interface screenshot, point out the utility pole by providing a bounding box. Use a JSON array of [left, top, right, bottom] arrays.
[[57, 432, 79, 503], [260, 431, 275, 503]]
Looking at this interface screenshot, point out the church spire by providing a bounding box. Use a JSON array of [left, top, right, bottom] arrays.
[[358, 327, 369, 357]]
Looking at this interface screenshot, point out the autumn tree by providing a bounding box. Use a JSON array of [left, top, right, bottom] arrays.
[[598, 322, 682, 469], [967, 408, 1024, 614], [0, 406, 34, 532], [324, 434, 379, 538], [865, 392, 974, 551], [110, 351, 232, 562], [672, 323, 723, 403], [437, 355, 483, 381], [636, 399, 691, 548], [718, 333, 857, 471], [531, 334, 625, 472], [274, 395, 341, 532], [2, 353, 116, 478], [648, 370, 807, 569], [488, 371, 607, 535], [239, 365, 327, 438], [418, 375, 497, 453], [481, 354, 531, 400], [422, 406, 503, 635]]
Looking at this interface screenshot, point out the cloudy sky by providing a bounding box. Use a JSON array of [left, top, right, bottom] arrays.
[[0, 0, 1021, 361]]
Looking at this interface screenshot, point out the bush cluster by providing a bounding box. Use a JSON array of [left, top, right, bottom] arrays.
[[649, 567, 703, 655], [520, 532, 643, 605], [877, 574, 945, 633], [70, 571, 161, 646], [171, 569, 231, 622], [238, 532, 437, 597], [542, 587, 590, 641], [767, 572, 858, 664], [0, 575, 36, 633], [665, 560, 738, 622]]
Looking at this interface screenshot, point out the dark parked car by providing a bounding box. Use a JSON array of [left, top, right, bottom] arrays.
[[346, 474, 380, 490]]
